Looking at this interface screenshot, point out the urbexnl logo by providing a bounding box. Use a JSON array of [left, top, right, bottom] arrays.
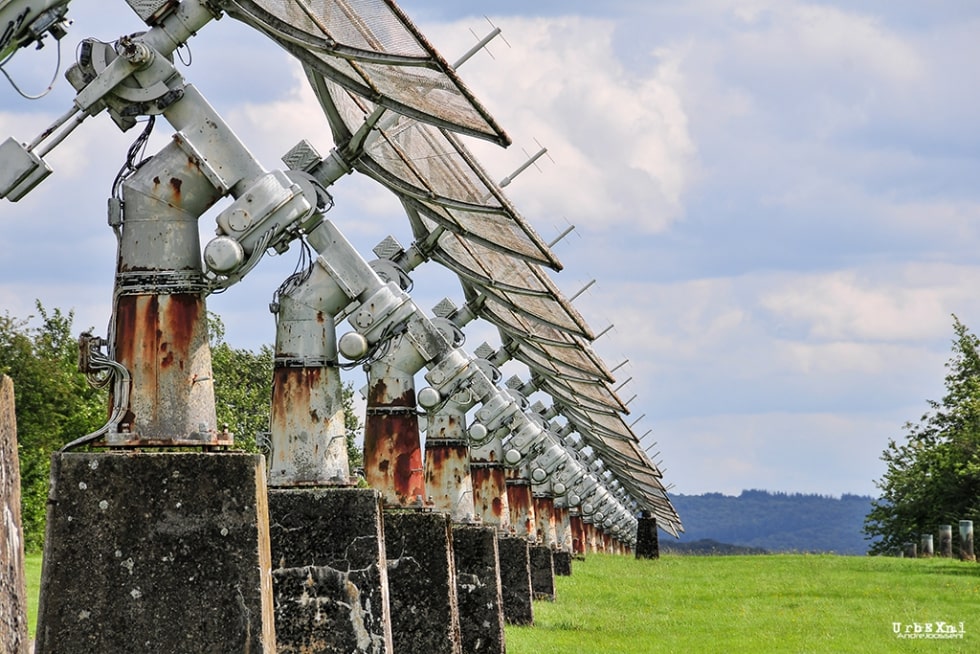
[[893, 621, 965, 639]]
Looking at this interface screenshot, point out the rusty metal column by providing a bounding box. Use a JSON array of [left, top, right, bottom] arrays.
[[268, 277, 350, 486], [532, 487, 557, 548], [111, 138, 225, 446], [365, 345, 426, 507], [471, 435, 511, 529], [506, 464, 536, 540], [552, 496, 573, 576], [423, 392, 475, 521], [569, 510, 586, 558], [554, 498, 573, 552]]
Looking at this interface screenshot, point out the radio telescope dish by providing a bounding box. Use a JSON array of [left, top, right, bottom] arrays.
[[306, 73, 563, 270], [217, 0, 509, 145], [219, 0, 682, 530]]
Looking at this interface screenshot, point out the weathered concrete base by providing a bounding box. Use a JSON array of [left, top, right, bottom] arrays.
[[1, 375, 28, 654], [553, 550, 572, 576], [636, 515, 660, 560], [35, 452, 276, 653], [452, 525, 506, 654], [960, 521, 976, 562], [529, 545, 555, 601], [269, 487, 392, 653], [384, 511, 462, 654], [497, 536, 533, 625]]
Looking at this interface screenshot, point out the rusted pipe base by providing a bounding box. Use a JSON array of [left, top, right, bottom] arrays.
[[452, 525, 506, 654], [35, 452, 275, 653], [529, 545, 556, 601], [384, 511, 462, 654], [269, 488, 392, 653], [497, 536, 533, 625]]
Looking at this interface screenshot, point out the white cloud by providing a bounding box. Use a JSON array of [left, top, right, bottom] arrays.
[[423, 15, 697, 234], [760, 264, 980, 342], [4, 1, 980, 502]]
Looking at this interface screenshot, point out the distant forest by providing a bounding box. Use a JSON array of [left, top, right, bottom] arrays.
[[664, 490, 877, 555]]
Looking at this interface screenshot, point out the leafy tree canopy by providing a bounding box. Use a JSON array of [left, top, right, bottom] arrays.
[[864, 315, 980, 555]]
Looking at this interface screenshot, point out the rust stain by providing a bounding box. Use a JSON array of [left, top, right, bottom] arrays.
[[163, 295, 201, 362], [113, 295, 139, 368], [111, 293, 207, 441], [424, 441, 470, 513], [169, 176, 182, 197], [364, 382, 424, 506], [271, 367, 324, 432], [507, 482, 535, 536]]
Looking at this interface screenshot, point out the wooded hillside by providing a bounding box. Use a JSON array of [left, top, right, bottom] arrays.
[[668, 490, 876, 555]]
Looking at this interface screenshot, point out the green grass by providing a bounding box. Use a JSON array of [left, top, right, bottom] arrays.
[[25, 553, 41, 640], [505, 554, 980, 654], [24, 552, 980, 652]]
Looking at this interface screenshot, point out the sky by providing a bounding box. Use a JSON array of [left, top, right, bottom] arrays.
[[3, 0, 980, 500]]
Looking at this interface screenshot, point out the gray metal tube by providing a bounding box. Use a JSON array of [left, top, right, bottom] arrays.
[[111, 138, 221, 445]]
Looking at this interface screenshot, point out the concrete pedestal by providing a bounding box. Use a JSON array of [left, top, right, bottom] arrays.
[[35, 452, 276, 653], [529, 545, 555, 601], [635, 515, 660, 560], [553, 550, 572, 576], [384, 511, 462, 654], [452, 525, 506, 654], [959, 521, 975, 562], [269, 488, 392, 653], [939, 525, 953, 558], [497, 536, 533, 625], [1, 375, 27, 654]]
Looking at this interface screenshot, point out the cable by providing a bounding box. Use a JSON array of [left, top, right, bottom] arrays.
[[111, 115, 157, 201], [0, 36, 63, 100]]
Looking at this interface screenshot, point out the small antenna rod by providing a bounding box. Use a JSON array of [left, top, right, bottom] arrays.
[[569, 279, 596, 301], [454, 24, 503, 68], [499, 146, 548, 187], [595, 324, 614, 340], [609, 359, 628, 374], [548, 224, 575, 247]]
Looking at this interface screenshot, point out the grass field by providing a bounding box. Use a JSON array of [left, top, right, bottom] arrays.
[[507, 554, 980, 654], [24, 552, 980, 652]]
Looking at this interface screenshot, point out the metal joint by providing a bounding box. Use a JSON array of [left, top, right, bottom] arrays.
[[365, 406, 422, 417], [273, 356, 337, 368], [114, 270, 207, 295]]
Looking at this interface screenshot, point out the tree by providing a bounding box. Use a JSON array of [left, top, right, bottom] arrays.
[[0, 304, 106, 552], [864, 316, 980, 555], [208, 315, 274, 453]]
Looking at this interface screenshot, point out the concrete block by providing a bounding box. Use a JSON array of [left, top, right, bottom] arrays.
[[635, 515, 660, 560], [1, 375, 28, 654], [553, 550, 572, 576], [384, 511, 462, 654], [529, 545, 555, 601], [452, 525, 505, 654], [269, 487, 392, 653], [497, 536, 533, 625], [34, 452, 275, 653]]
